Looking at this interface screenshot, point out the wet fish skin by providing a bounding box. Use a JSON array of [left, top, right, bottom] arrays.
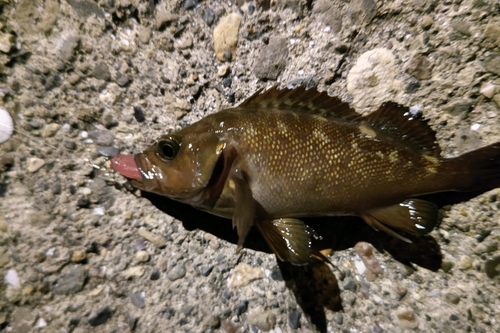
[[113, 87, 500, 265]]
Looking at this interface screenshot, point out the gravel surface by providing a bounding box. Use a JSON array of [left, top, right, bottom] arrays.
[[1, 0, 500, 332]]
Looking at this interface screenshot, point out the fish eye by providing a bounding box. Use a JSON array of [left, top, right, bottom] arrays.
[[157, 138, 180, 161]]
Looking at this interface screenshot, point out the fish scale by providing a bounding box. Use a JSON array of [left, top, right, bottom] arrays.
[[111, 86, 500, 265]]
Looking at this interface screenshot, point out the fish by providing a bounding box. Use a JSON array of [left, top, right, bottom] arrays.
[[111, 86, 500, 266]]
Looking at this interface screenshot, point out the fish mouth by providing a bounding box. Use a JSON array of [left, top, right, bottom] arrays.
[[110, 153, 155, 191], [133, 153, 164, 192], [110, 154, 142, 181]]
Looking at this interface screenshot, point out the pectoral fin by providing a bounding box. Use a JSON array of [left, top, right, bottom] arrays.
[[361, 199, 439, 243], [255, 218, 314, 266], [232, 170, 255, 250]]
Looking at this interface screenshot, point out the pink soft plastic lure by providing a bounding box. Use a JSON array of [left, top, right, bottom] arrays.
[[110, 154, 142, 180]]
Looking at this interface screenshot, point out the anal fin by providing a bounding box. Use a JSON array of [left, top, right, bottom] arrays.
[[256, 218, 315, 266], [361, 199, 439, 243]]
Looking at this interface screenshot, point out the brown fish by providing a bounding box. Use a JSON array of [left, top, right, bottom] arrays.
[[111, 87, 500, 265]]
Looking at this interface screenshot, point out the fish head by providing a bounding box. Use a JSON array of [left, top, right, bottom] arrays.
[[134, 130, 228, 205]]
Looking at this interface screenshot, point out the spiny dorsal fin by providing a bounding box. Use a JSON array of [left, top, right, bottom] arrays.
[[363, 102, 441, 157], [237, 86, 360, 122]]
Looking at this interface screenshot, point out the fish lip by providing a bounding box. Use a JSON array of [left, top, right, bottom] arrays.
[[133, 153, 160, 192]]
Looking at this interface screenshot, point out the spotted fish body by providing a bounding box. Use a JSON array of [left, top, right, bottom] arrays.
[[112, 87, 500, 265]]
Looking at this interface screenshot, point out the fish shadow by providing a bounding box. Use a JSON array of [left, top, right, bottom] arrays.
[[138, 191, 455, 332]]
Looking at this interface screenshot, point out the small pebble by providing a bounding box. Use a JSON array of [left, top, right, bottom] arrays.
[[76, 197, 90, 208], [343, 277, 357, 291], [396, 307, 419, 329], [87, 129, 114, 146], [133, 106, 146, 122], [201, 265, 214, 277], [190, 84, 201, 97], [209, 239, 220, 250], [441, 260, 454, 273], [458, 255, 472, 270], [93, 207, 105, 216], [53, 266, 86, 295], [445, 292, 460, 304], [247, 306, 276, 331], [203, 7, 215, 26], [64, 140, 77, 150], [183, 0, 197, 10], [5, 269, 21, 288], [0, 32, 15, 53], [22, 285, 34, 295], [218, 65, 229, 77], [484, 255, 500, 279], [0, 153, 14, 170], [35, 318, 47, 328], [150, 268, 161, 280], [222, 77, 232, 88], [26, 157, 46, 173], [67, 73, 81, 85], [228, 263, 264, 288], [71, 250, 86, 263], [336, 313, 344, 325], [288, 309, 301, 329], [138, 27, 152, 44], [123, 266, 145, 279], [135, 250, 150, 263], [88, 306, 113, 326], [96, 146, 119, 158], [236, 300, 248, 315], [137, 229, 167, 248], [93, 62, 111, 81], [167, 264, 186, 281], [115, 71, 130, 87], [480, 82, 497, 98], [129, 290, 145, 308], [421, 15, 433, 29], [41, 123, 60, 137], [5, 285, 22, 303]]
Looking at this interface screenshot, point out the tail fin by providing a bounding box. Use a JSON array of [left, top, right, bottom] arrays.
[[449, 142, 500, 191]]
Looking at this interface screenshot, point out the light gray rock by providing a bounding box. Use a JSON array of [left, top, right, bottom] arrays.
[[54, 266, 86, 295], [247, 306, 276, 331], [253, 37, 288, 80], [167, 264, 186, 281]]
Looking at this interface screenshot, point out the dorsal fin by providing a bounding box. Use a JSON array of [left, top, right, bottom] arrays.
[[363, 102, 441, 157], [237, 86, 361, 122]]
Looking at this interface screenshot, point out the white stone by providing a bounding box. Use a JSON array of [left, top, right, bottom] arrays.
[[347, 48, 400, 112], [480, 82, 497, 98], [354, 258, 367, 275], [26, 157, 46, 173], [0, 108, 14, 143], [35, 318, 47, 328], [93, 207, 105, 216], [5, 269, 21, 288], [470, 123, 481, 131]]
